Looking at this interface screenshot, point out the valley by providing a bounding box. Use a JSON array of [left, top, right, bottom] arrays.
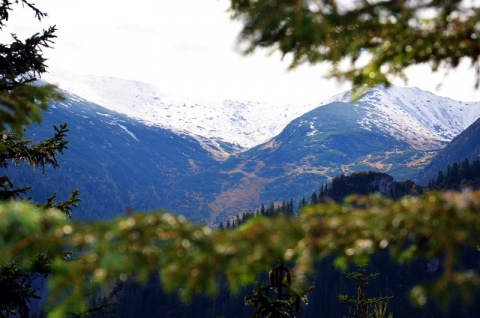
[[14, 76, 480, 224]]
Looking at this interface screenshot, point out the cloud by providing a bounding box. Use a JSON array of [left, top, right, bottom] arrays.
[[8, 0, 478, 104], [174, 40, 207, 52], [116, 24, 158, 35]]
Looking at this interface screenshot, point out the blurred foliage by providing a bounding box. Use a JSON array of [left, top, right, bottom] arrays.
[[0, 118, 80, 317], [0, 2, 75, 316], [229, 0, 480, 96], [1, 190, 479, 317]]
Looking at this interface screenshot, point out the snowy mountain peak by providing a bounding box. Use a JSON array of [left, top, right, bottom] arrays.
[[44, 72, 318, 156], [321, 84, 480, 150], [44, 72, 480, 156]]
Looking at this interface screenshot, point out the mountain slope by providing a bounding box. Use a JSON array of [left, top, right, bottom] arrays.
[[168, 86, 480, 223], [173, 100, 440, 223], [324, 85, 480, 150], [13, 81, 480, 223], [44, 72, 319, 157], [418, 117, 480, 185], [11, 91, 217, 221], [45, 73, 480, 157]]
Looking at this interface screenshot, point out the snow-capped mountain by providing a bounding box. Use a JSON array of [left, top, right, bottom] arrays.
[[43, 72, 319, 158], [322, 86, 480, 150], [19, 75, 480, 222], [45, 72, 480, 159], [418, 117, 480, 184]]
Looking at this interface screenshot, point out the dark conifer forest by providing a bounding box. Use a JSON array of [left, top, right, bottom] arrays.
[[96, 166, 480, 318], [427, 157, 480, 190]]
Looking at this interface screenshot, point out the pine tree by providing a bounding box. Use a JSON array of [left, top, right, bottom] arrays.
[[297, 196, 307, 210], [0, 0, 62, 136], [229, 0, 480, 96], [310, 190, 318, 205], [245, 263, 314, 317], [260, 203, 266, 216], [0, 2, 81, 316], [338, 265, 393, 318], [287, 199, 294, 216], [0, 105, 81, 317]]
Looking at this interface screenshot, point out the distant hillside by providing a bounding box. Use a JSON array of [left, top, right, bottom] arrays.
[[325, 171, 422, 202], [10, 92, 218, 221], [11, 84, 480, 223], [418, 117, 480, 185], [44, 72, 318, 155], [172, 99, 450, 224], [425, 157, 480, 190]]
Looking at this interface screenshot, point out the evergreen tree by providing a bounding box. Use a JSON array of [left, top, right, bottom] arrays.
[[260, 203, 266, 216], [0, 2, 81, 316], [228, 0, 480, 96], [310, 190, 318, 205], [338, 265, 393, 318], [287, 199, 294, 216], [319, 183, 325, 203], [0, 0, 62, 136], [266, 202, 275, 216], [297, 196, 306, 210], [245, 263, 314, 317]]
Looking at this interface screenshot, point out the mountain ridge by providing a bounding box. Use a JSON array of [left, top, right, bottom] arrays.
[[43, 72, 318, 158], [44, 73, 480, 157], [418, 117, 480, 185], [20, 73, 480, 223], [323, 85, 480, 150]]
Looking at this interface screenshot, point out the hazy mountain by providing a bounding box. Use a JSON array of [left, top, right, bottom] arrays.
[[15, 76, 480, 223], [45, 73, 480, 154], [43, 72, 319, 158]]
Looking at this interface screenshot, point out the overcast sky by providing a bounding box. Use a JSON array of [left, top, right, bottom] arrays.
[[4, 0, 480, 104]]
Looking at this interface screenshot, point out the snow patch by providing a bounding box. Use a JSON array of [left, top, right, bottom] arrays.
[[306, 122, 318, 137], [117, 124, 139, 141]]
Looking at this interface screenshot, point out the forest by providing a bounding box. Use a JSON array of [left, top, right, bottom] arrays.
[[99, 165, 480, 317]]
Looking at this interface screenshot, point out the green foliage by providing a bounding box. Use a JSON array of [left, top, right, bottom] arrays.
[[1, 190, 480, 317], [229, 0, 480, 95], [0, 123, 70, 200], [0, 3, 75, 315], [37, 189, 81, 219], [0, 0, 63, 135], [338, 265, 393, 318]]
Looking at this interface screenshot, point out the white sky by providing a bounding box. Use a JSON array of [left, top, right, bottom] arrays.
[[3, 0, 480, 104]]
